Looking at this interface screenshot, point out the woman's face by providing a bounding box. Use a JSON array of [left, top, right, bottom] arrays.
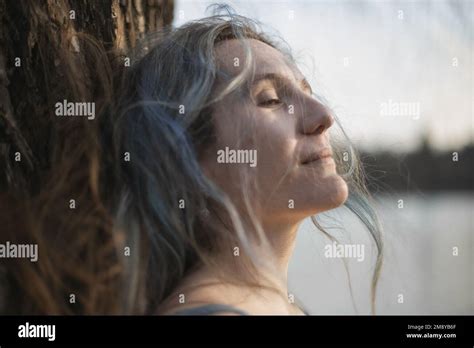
[[200, 38, 348, 226]]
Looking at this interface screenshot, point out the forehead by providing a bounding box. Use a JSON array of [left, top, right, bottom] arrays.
[[214, 38, 303, 81]]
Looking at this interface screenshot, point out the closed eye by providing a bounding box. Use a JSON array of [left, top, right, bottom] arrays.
[[258, 98, 283, 107], [251, 73, 313, 108]]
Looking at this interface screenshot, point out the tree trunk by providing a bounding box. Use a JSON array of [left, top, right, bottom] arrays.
[[0, 0, 175, 315], [0, 0, 174, 194]]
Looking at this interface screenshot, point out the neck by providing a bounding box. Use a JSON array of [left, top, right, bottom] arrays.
[[160, 217, 303, 315], [261, 219, 301, 288], [222, 216, 301, 295]]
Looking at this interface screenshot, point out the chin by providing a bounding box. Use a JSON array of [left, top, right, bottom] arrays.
[[267, 174, 349, 223], [324, 174, 349, 209], [300, 174, 349, 217]]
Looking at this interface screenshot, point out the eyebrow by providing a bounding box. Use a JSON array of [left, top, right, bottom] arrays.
[[251, 73, 313, 95]]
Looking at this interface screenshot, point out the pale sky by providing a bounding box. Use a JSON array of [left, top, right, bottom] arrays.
[[174, 0, 473, 152]]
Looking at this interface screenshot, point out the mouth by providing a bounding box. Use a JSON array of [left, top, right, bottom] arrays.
[[301, 147, 334, 165]]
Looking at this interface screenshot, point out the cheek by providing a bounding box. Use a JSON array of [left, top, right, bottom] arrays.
[[254, 110, 297, 157], [204, 102, 303, 208], [216, 103, 298, 170], [253, 122, 348, 217], [253, 114, 297, 171]]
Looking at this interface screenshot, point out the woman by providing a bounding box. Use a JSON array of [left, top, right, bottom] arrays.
[[1, 10, 382, 315]]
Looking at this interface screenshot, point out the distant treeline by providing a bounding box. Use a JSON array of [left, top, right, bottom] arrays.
[[358, 141, 474, 193]]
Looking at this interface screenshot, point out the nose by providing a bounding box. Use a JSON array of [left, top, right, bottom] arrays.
[[299, 98, 334, 135]]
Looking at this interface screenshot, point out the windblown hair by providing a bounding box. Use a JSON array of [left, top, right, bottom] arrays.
[[0, 7, 382, 314]]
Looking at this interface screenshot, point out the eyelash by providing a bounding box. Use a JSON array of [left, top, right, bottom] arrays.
[[258, 98, 283, 107]]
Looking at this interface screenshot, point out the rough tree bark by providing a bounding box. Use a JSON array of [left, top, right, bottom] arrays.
[[0, 0, 174, 194]]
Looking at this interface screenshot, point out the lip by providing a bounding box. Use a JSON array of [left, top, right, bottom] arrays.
[[301, 147, 334, 164]]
